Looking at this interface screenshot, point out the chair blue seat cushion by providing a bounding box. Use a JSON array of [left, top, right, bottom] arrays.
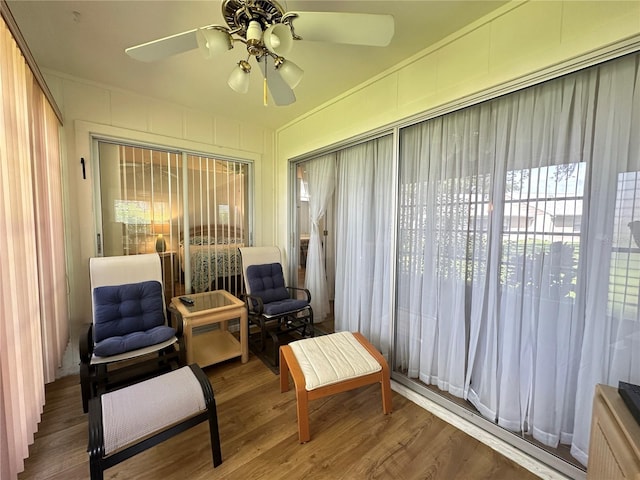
[[263, 298, 310, 316], [92, 280, 176, 357], [93, 326, 176, 357]]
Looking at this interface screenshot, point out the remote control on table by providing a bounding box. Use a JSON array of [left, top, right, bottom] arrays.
[[179, 296, 195, 306]]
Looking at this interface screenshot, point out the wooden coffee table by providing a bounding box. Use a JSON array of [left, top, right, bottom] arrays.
[[170, 290, 248, 367]]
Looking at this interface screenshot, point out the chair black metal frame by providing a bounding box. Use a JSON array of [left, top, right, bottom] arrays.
[[88, 364, 221, 480], [239, 247, 314, 369], [79, 254, 185, 413]]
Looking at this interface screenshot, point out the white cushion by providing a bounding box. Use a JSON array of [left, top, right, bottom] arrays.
[[289, 332, 382, 391], [101, 366, 206, 455], [90, 253, 163, 288]]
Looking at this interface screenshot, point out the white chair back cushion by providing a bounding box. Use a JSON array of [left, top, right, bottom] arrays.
[[90, 254, 163, 288]]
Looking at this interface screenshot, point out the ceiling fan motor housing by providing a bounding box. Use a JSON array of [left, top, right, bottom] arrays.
[[222, 0, 285, 38]]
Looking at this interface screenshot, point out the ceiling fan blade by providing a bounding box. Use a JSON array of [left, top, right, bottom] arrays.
[[258, 56, 296, 106], [126, 28, 201, 62], [287, 12, 394, 47]]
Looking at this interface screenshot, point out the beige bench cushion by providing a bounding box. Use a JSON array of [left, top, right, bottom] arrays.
[[289, 331, 382, 391], [101, 366, 206, 455]]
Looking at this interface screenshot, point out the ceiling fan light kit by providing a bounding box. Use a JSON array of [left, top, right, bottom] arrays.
[[263, 23, 293, 55], [275, 57, 303, 90], [196, 27, 232, 58], [228, 59, 252, 93], [125, 0, 395, 106]]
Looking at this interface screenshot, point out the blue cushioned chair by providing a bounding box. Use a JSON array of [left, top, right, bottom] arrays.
[[79, 254, 185, 413], [239, 246, 313, 369]]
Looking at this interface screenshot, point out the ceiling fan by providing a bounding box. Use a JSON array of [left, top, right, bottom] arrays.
[[125, 0, 395, 106]]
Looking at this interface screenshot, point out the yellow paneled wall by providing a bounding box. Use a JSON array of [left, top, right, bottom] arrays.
[[275, 0, 640, 254], [47, 73, 275, 331]]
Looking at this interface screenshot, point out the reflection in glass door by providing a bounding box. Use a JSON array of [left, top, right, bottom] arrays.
[[96, 140, 249, 302], [97, 141, 182, 302], [295, 160, 336, 329]]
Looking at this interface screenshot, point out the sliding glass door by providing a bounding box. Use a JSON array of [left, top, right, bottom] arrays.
[[292, 135, 394, 348], [97, 142, 181, 258], [394, 51, 640, 468], [95, 140, 250, 301], [182, 153, 248, 296], [288, 50, 639, 473]]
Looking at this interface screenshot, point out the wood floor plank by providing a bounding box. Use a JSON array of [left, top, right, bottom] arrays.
[[18, 355, 541, 480]]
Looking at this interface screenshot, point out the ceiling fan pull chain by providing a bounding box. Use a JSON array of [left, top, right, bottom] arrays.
[[262, 54, 269, 107], [264, 76, 268, 106], [263, 58, 268, 107]]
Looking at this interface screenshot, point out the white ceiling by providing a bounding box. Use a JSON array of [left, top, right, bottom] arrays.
[[7, 0, 507, 130]]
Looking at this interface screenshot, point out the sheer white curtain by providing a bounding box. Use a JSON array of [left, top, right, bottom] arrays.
[[303, 153, 336, 321], [570, 53, 640, 464], [334, 135, 393, 357], [396, 111, 487, 397], [464, 80, 589, 444], [396, 52, 640, 466]]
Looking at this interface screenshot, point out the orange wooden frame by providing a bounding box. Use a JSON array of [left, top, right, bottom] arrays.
[[279, 332, 393, 443]]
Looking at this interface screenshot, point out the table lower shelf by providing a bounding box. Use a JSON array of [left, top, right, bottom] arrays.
[[191, 329, 242, 367]]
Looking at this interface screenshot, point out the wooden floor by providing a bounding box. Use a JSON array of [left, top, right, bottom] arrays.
[[19, 355, 542, 480]]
